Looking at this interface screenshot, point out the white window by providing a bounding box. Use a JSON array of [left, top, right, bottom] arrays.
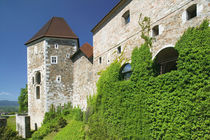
[[66, 53, 70, 58], [72, 42, 77, 52], [122, 10, 130, 25], [99, 57, 102, 64], [56, 75, 61, 83], [152, 25, 159, 37], [186, 4, 197, 20], [54, 43, 59, 49], [51, 56, 57, 64], [117, 46, 121, 54]]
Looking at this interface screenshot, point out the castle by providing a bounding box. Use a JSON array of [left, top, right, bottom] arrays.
[[23, 0, 209, 132]]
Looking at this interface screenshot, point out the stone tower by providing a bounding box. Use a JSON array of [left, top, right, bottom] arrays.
[[25, 17, 79, 130]]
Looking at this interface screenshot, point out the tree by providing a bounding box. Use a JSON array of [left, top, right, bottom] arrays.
[[18, 85, 28, 113]]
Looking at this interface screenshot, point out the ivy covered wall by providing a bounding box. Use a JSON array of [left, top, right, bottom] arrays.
[[86, 20, 210, 139]]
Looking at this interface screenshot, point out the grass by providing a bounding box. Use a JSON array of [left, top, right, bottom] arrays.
[[43, 131, 58, 140], [53, 120, 85, 140], [7, 116, 16, 131]]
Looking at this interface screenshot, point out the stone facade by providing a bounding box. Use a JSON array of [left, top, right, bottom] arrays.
[[92, 0, 209, 90], [16, 114, 31, 138], [27, 38, 78, 130], [72, 52, 93, 110]]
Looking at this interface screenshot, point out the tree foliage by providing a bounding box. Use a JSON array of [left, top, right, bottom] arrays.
[[18, 85, 28, 113]]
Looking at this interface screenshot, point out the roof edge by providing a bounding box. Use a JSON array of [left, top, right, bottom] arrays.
[[91, 0, 127, 33]]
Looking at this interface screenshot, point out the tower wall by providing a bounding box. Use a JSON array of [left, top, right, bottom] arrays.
[[27, 40, 46, 130]]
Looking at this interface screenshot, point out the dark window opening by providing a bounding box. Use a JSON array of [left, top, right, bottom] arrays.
[[35, 123, 38, 131], [35, 71, 41, 84], [99, 57, 102, 64], [32, 77, 34, 84], [36, 86, 40, 99], [122, 10, 130, 24], [187, 4, 197, 20], [121, 63, 132, 80], [154, 47, 178, 75], [152, 25, 159, 37], [117, 46, 121, 54]]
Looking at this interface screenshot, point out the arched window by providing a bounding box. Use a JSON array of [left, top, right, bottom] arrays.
[[154, 47, 178, 75], [35, 71, 41, 84], [121, 63, 132, 80], [122, 10, 130, 25], [36, 86, 40, 99]]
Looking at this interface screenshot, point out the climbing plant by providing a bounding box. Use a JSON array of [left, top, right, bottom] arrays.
[[86, 19, 210, 139]]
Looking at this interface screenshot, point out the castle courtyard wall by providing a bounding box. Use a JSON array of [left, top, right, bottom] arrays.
[[92, 0, 209, 90], [72, 53, 93, 110]]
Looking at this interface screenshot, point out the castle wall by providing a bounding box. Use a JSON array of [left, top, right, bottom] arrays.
[[92, 0, 209, 90], [27, 40, 46, 130], [27, 38, 78, 130], [72, 53, 93, 110], [45, 38, 78, 110]]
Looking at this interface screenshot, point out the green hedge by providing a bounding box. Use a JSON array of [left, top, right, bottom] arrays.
[[86, 20, 210, 139]]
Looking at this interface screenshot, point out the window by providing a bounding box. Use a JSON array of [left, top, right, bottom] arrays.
[[99, 57, 102, 64], [152, 25, 159, 37], [66, 53, 70, 58], [54, 43, 59, 49], [56, 75, 61, 83], [121, 63, 132, 80], [122, 10, 130, 25], [154, 47, 178, 75], [35, 71, 41, 84], [32, 77, 34, 84], [36, 86, 40, 99], [117, 46, 121, 54], [51, 56, 57, 64], [186, 4, 197, 20]]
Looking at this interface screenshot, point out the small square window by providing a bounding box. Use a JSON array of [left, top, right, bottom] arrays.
[[117, 46, 121, 54], [99, 57, 102, 64], [152, 25, 159, 37], [56, 75, 61, 83], [66, 53, 70, 58], [122, 10, 130, 25], [51, 56, 57, 64], [54, 43, 59, 49], [186, 4, 197, 20]]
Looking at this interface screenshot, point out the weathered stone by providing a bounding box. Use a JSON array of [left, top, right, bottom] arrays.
[[16, 114, 31, 138]]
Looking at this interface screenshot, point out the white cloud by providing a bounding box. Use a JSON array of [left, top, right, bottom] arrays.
[[0, 92, 10, 96]]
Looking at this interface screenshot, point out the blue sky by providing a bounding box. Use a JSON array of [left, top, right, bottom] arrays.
[[0, 0, 120, 101]]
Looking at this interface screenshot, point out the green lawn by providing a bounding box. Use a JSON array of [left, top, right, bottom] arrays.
[[7, 116, 16, 131], [53, 120, 85, 140]]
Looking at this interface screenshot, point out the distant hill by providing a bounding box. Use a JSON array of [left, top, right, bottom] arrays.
[[0, 100, 18, 106]]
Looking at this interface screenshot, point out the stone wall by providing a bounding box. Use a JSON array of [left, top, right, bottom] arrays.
[[72, 53, 93, 110], [27, 40, 46, 130], [92, 0, 210, 91], [16, 114, 30, 138], [45, 38, 78, 110], [27, 38, 78, 130]]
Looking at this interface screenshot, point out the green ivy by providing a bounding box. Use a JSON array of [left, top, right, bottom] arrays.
[[86, 20, 210, 139]]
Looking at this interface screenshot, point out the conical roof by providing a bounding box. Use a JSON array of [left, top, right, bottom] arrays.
[[25, 17, 78, 45]]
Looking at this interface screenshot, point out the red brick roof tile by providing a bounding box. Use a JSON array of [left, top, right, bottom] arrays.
[[79, 43, 93, 58]]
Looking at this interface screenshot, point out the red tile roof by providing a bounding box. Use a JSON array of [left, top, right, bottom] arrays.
[[79, 43, 93, 58], [25, 17, 78, 45]]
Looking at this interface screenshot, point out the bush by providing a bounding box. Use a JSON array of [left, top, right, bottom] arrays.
[[0, 127, 22, 140]]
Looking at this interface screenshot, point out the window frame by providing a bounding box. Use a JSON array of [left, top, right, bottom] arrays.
[[120, 63, 132, 80], [186, 4, 197, 20], [122, 10, 130, 25], [51, 56, 58, 64]]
